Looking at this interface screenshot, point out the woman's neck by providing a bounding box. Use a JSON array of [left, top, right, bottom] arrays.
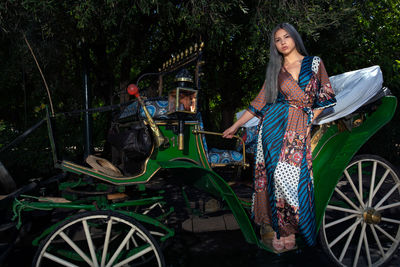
[[283, 51, 304, 66]]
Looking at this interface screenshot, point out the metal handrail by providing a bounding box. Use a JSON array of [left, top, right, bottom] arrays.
[[192, 129, 249, 169]]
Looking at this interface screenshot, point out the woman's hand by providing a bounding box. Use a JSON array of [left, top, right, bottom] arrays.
[[222, 125, 239, 139]]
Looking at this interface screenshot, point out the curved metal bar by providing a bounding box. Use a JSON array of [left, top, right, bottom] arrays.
[[135, 95, 168, 148], [192, 129, 249, 169]]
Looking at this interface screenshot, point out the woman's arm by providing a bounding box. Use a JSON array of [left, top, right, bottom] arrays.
[[313, 109, 323, 121], [222, 110, 255, 138]]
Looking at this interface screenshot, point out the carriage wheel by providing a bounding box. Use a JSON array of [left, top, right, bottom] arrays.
[[319, 155, 400, 267], [32, 210, 165, 267]]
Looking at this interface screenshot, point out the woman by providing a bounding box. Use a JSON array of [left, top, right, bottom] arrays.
[[222, 23, 336, 251]]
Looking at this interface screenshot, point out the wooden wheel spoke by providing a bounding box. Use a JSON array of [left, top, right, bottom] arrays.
[[367, 161, 377, 207], [344, 169, 365, 208], [43, 252, 79, 267], [149, 231, 165, 237], [59, 231, 93, 266], [380, 217, 400, 225], [82, 220, 99, 267], [363, 227, 372, 267], [100, 218, 113, 267], [325, 214, 358, 228], [374, 224, 398, 243], [105, 227, 136, 267], [371, 169, 390, 199], [370, 225, 385, 257], [329, 218, 362, 248], [113, 245, 153, 267], [358, 162, 363, 206], [334, 187, 362, 211], [376, 201, 400, 211], [326, 205, 360, 214], [136, 231, 147, 242], [338, 221, 358, 261], [352, 222, 367, 267], [130, 235, 147, 262], [374, 183, 400, 209]]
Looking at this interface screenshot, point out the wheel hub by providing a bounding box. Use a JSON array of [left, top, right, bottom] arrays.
[[363, 207, 381, 224]]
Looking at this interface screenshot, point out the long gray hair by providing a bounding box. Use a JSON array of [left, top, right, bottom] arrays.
[[265, 23, 308, 103]]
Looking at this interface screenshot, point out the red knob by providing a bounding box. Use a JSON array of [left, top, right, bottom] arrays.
[[127, 84, 139, 97]]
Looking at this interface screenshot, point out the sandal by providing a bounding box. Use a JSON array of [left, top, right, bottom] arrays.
[[284, 234, 296, 250], [272, 232, 285, 251]]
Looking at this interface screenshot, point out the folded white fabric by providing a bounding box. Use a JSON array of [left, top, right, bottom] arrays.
[[314, 65, 383, 125]]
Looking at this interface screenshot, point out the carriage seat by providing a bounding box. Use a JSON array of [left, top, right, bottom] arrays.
[[207, 148, 244, 166], [120, 99, 252, 167], [196, 114, 256, 167]]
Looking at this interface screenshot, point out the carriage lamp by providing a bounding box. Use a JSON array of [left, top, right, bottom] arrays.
[[168, 87, 198, 114], [168, 69, 198, 150], [167, 70, 198, 115]]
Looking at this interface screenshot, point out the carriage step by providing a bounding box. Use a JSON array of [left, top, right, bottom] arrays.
[[182, 213, 239, 232]]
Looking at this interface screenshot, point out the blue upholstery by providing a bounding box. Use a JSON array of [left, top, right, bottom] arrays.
[[119, 98, 170, 120], [208, 148, 243, 164], [197, 113, 246, 166]]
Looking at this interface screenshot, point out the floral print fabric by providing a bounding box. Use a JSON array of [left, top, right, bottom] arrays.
[[250, 56, 336, 245]]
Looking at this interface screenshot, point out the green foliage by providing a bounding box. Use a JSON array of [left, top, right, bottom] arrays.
[[310, 0, 400, 164]]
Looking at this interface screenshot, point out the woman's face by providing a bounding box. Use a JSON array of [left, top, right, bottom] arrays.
[[274, 28, 296, 56]]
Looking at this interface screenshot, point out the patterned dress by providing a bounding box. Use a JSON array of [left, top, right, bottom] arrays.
[[249, 56, 336, 246]]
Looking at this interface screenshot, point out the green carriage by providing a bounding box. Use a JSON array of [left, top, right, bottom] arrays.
[[0, 44, 398, 267]]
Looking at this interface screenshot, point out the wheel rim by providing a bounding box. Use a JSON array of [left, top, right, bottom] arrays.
[[321, 156, 400, 267], [35, 213, 163, 267]]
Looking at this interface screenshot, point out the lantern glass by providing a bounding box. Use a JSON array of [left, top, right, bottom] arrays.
[[168, 88, 198, 114]]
